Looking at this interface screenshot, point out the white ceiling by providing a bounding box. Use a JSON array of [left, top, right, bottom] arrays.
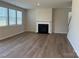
[[1, 0, 72, 9]]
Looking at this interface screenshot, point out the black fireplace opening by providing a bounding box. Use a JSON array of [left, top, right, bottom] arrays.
[[38, 24, 48, 34]]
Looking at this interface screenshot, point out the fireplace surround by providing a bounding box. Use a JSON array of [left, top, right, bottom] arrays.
[[36, 21, 52, 34]]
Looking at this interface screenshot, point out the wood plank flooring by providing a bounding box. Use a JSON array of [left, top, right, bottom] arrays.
[[0, 32, 77, 58]]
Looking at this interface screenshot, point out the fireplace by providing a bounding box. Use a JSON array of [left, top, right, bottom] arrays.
[[36, 21, 52, 34], [38, 24, 48, 34]]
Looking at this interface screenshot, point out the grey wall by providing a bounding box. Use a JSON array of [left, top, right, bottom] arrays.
[[54, 8, 71, 33], [0, 1, 26, 40]]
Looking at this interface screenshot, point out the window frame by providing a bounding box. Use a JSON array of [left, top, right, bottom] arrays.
[[16, 11, 23, 25]]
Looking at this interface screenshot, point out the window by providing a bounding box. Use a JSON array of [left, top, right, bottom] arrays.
[[0, 6, 23, 27], [9, 9, 16, 25], [17, 11, 22, 25], [0, 7, 8, 26]]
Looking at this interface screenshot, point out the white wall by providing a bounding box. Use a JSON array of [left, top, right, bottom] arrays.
[[25, 9, 36, 32], [54, 8, 71, 33], [0, 1, 26, 40], [36, 8, 52, 22], [0, 26, 24, 40], [25, 8, 53, 32], [68, 0, 79, 57]]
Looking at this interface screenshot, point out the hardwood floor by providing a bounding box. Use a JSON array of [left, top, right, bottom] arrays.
[[0, 32, 77, 58]]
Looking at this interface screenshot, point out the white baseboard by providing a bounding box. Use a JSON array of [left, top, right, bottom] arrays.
[[67, 36, 79, 57]]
